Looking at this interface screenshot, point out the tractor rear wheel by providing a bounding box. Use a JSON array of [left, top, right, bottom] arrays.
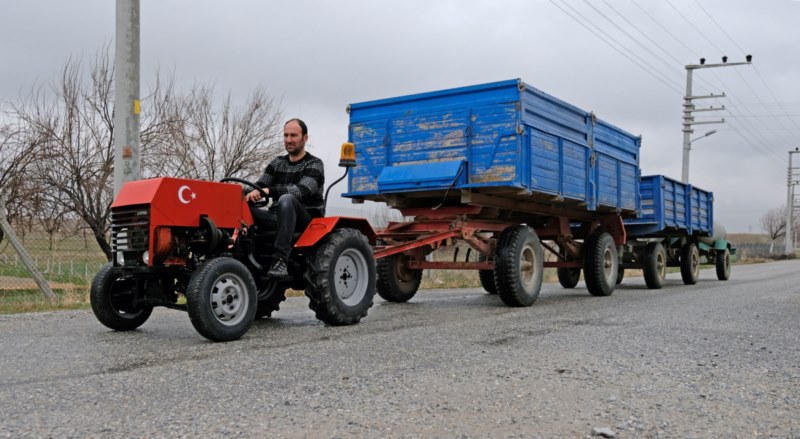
[[377, 252, 422, 302], [186, 257, 257, 342], [91, 263, 153, 331], [494, 225, 544, 307], [306, 228, 376, 325]]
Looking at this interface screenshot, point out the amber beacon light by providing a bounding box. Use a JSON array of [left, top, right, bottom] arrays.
[[339, 142, 357, 168]]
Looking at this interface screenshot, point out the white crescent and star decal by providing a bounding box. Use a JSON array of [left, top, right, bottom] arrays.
[[177, 185, 197, 204]]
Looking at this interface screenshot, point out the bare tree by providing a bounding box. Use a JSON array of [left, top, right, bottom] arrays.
[[148, 83, 283, 181], [8, 48, 284, 260], [761, 206, 788, 254], [0, 122, 45, 225]]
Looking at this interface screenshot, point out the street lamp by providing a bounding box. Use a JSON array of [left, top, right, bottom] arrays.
[[682, 56, 752, 183]]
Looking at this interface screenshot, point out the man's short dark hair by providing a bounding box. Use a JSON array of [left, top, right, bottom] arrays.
[[285, 118, 308, 135]]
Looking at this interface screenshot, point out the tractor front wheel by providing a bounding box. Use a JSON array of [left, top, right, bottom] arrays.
[[186, 257, 257, 342], [90, 263, 153, 331]]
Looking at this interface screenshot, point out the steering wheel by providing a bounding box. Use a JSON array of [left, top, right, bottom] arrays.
[[221, 177, 270, 208]]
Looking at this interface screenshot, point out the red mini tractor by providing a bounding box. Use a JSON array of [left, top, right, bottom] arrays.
[[90, 144, 377, 342]]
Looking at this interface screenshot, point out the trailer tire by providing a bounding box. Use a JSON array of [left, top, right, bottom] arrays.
[[91, 263, 153, 331], [377, 253, 422, 302], [715, 248, 731, 281], [616, 268, 625, 285], [494, 225, 543, 307], [557, 267, 581, 289], [643, 242, 667, 289], [478, 254, 497, 294], [680, 243, 700, 285], [306, 228, 376, 325], [186, 257, 257, 342], [583, 232, 618, 297]]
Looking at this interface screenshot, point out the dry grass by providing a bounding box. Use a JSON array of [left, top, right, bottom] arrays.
[[0, 287, 89, 314]]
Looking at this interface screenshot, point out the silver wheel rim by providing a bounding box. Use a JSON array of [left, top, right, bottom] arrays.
[[657, 251, 666, 279], [724, 251, 731, 276], [691, 247, 700, 277], [603, 247, 614, 282], [520, 245, 536, 289], [210, 273, 249, 326], [335, 248, 369, 306]]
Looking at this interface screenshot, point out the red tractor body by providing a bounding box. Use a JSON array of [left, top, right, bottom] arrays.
[[92, 176, 377, 342]]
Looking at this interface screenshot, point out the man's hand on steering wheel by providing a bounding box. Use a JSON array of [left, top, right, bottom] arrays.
[[220, 177, 270, 208]]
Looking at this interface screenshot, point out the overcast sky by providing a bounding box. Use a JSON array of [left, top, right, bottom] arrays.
[[2, 0, 799, 233]]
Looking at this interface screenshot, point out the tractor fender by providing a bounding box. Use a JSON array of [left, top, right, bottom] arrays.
[[294, 217, 377, 248]]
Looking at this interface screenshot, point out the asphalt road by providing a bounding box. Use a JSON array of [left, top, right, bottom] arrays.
[[1, 261, 799, 438]]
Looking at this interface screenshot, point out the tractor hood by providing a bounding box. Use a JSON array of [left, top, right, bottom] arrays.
[[113, 177, 253, 228]]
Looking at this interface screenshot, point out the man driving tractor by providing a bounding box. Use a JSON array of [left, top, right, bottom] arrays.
[[244, 118, 325, 279]]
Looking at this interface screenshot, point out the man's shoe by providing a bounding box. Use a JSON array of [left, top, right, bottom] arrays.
[[267, 258, 290, 279]]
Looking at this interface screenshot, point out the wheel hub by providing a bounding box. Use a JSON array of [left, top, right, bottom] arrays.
[[334, 249, 369, 306], [210, 275, 248, 326]]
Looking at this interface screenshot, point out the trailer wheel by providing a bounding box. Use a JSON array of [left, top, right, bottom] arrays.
[[478, 254, 497, 294], [494, 225, 544, 307], [643, 242, 667, 289], [186, 257, 257, 342], [715, 248, 731, 281], [583, 232, 618, 297], [254, 279, 288, 319], [557, 267, 581, 289], [680, 243, 700, 285], [376, 253, 422, 302], [616, 268, 625, 285], [91, 263, 153, 331], [306, 228, 376, 325]]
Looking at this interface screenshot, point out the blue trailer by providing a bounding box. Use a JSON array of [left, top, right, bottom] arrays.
[[619, 175, 734, 289], [344, 79, 643, 305]]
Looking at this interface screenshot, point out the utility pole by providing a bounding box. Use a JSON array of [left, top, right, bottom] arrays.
[[786, 148, 800, 255], [113, 0, 141, 196], [682, 55, 752, 183]]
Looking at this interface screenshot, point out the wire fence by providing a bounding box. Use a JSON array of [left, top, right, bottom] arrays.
[[0, 226, 108, 294]]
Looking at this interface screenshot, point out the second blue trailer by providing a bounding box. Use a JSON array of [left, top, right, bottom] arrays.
[[619, 175, 733, 289]]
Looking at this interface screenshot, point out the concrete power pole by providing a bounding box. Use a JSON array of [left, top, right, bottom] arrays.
[[786, 148, 800, 255], [113, 0, 141, 196], [682, 55, 752, 184]]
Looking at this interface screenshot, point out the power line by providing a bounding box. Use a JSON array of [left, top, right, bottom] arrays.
[[587, 0, 681, 73], [548, 0, 683, 94], [689, 0, 800, 143], [691, 0, 747, 55], [664, 0, 726, 54]]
